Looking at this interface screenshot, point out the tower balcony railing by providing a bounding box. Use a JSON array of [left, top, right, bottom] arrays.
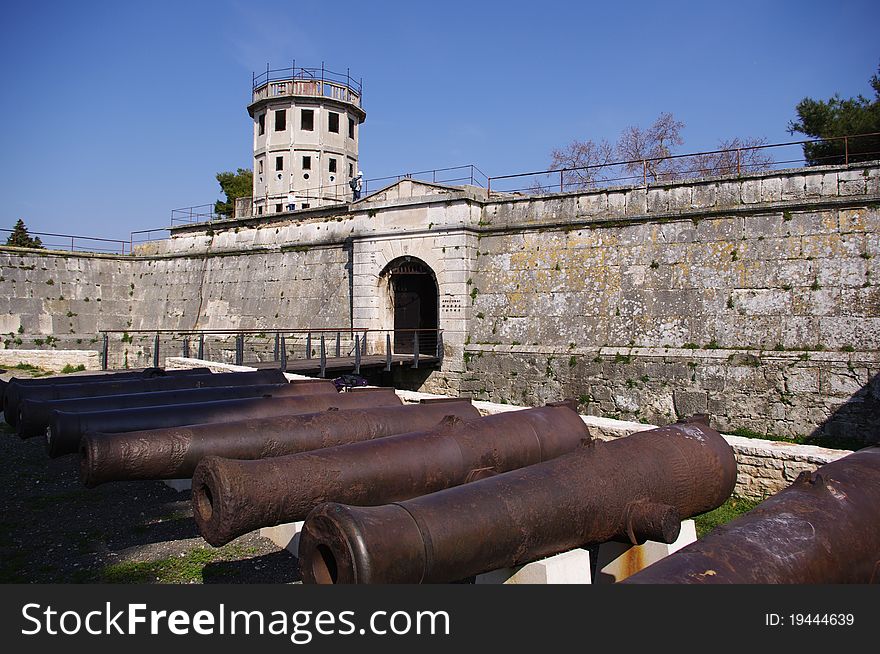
[[252, 63, 362, 108]]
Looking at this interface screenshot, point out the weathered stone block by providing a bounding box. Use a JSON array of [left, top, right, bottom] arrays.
[[821, 173, 839, 196], [606, 192, 626, 216], [760, 177, 783, 202], [741, 179, 761, 204], [691, 183, 716, 209], [577, 192, 608, 216], [625, 188, 647, 216], [838, 170, 867, 196], [673, 389, 707, 418], [743, 213, 788, 239], [665, 185, 690, 212], [781, 175, 807, 200], [646, 188, 669, 214]]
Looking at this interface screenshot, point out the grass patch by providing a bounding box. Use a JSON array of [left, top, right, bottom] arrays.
[[61, 364, 86, 374], [694, 496, 760, 538], [9, 362, 45, 372], [101, 547, 224, 584], [8, 362, 51, 377]]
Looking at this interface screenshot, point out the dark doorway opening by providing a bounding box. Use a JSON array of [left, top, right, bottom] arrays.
[[385, 258, 438, 355]]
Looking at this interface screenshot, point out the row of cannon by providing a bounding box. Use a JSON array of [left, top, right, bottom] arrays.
[[2, 367, 878, 583]]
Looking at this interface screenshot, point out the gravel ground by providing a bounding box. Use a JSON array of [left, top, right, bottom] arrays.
[[0, 369, 300, 584]]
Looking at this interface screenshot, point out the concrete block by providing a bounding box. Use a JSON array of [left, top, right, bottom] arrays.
[[475, 548, 591, 584], [595, 519, 697, 583], [260, 521, 305, 554], [0, 348, 100, 372]]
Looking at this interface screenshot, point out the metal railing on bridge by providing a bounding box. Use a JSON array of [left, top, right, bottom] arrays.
[[98, 327, 444, 377]]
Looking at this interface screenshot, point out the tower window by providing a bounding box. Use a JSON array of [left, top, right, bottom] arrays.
[[275, 203, 283, 213], [258, 159, 264, 174], [275, 156, 283, 171], [329, 158, 337, 173], [258, 114, 265, 135], [274, 110, 286, 131], [349, 163, 353, 177], [302, 156, 311, 170], [301, 109, 314, 131], [328, 112, 339, 133], [348, 117, 355, 139]]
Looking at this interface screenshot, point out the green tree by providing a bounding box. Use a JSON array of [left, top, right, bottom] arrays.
[[214, 168, 253, 218], [5, 219, 43, 248], [788, 65, 880, 165]]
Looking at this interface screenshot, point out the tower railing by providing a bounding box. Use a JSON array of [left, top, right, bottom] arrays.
[[252, 63, 362, 107]]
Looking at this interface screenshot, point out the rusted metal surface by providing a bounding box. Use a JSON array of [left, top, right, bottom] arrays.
[[47, 387, 400, 458], [622, 446, 880, 584], [2, 367, 211, 426], [298, 418, 736, 583], [193, 402, 589, 547], [17, 379, 336, 439], [81, 399, 480, 487], [4, 368, 286, 428]]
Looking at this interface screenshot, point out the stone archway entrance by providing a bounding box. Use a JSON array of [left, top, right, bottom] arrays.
[[381, 257, 439, 355]]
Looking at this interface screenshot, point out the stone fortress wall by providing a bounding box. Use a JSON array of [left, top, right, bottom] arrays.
[[1, 162, 878, 441], [466, 163, 880, 441]]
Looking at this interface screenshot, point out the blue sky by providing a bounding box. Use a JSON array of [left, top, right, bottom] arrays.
[[1, 0, 878, 240]]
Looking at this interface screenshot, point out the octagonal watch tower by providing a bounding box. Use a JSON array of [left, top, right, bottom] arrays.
[[248, 62, 366, 215]]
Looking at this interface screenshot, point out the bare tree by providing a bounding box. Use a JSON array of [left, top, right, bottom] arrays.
[[549, 138, 615, 190], [547, 113, 773, 191], [685, 136, 775, 177], [616, 112, 686, 182]]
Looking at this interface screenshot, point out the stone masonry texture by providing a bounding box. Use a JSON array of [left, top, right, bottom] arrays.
[[1, 163, 878, 441]]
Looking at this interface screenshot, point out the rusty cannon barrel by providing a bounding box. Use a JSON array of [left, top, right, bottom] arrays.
[[17, 378, 335, 439], [48, 387, 400, 458], [5, 368, 285, 428], [2, 367, 211, 426], [297, 418, 737, 584], [81, 399, 481, 487], [622, 446, 880, 584], [193, 402, 588, 547]]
